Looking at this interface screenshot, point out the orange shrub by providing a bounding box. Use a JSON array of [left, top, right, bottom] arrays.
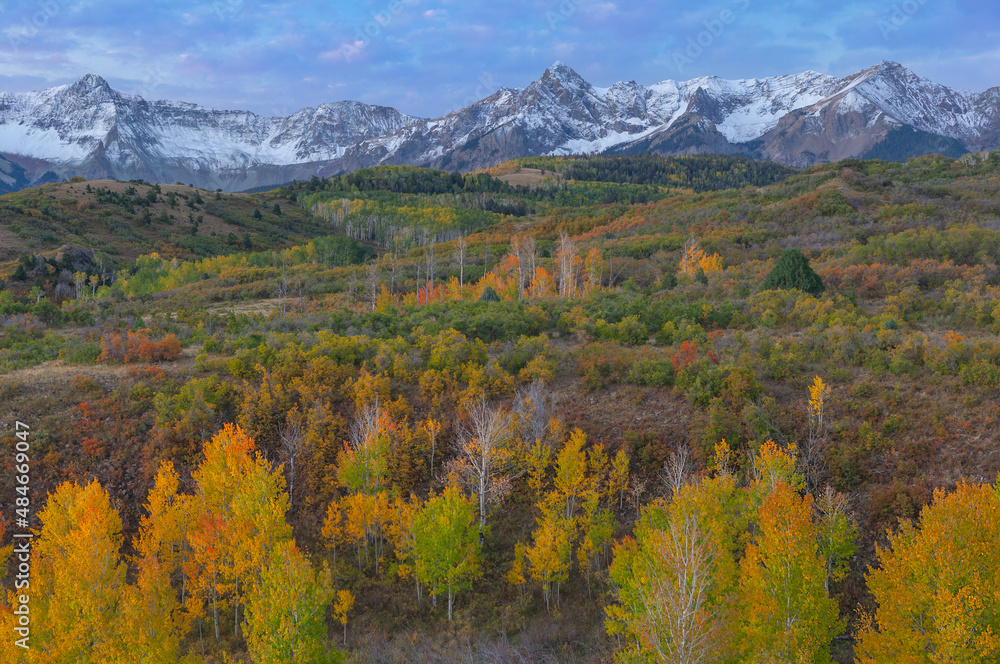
[[98, 329, 182, 363]]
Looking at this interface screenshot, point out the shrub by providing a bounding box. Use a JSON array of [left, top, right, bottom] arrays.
[[960, 359, 1000, 388], [576, 341, 631, 390], [616, 315, 648, 346], [98, 330, 183, 363], [627, 359, 674, 387], [761, 249, 824, 296], [60, 342, 101, 365]]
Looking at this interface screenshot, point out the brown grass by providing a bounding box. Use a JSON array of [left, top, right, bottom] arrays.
[[497, 168, 562, 188]]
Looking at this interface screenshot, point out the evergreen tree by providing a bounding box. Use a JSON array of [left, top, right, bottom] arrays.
[[761, 249, 824, 295], [479, 285, 501, 302]]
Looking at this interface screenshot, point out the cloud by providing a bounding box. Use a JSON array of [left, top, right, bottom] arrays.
[[0, 0, 994, 118]]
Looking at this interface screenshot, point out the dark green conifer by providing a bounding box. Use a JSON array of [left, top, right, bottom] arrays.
[[761, 249, 824, 295]]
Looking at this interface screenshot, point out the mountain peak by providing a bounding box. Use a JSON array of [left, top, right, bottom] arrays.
[[73, 74, 111, 90], [66, 74, 114, 99], [541, 61, 586, 87]]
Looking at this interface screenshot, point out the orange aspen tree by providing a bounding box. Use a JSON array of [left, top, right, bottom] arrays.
[[738, 481, 842, 661], [856, 480, 1000, 663], [679, 237, 723, 277]]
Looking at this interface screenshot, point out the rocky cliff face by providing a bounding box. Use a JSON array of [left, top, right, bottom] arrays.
[[1, 62, 997, 192]]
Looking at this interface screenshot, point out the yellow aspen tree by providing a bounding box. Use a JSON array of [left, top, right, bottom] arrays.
[[370, 490, 393, 575], [104, 556, 182, 664], [749, 439, 805, 502], [135, 461, 196, 632], [804, 375, 830, 489], [527, 506, 574, 612], [387, 494, 423, 603], [340, 492, 377, 569], [554, 428, 588, 520], [321, 498, 344, 568], [525, 436, 553, 499], [423, 417, 442, 480], [738, 482, 842, 662], [333, 590, 355, 646], [679, 237, 705, 277], [508, 542, 529, 601], [607, 471, 746, 663], [586, 442, 610, 500], [856, 480, 1000, 663], [608, 449, 630, 511], [31, 479, 126, 662], [245, 541, 333, 663], [189, 423, 292, 641], [679, 237, 723, 278]]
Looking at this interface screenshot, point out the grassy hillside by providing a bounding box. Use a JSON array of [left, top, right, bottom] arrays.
[[2, 152, 1000, 662], [0, 178, 337, 264]]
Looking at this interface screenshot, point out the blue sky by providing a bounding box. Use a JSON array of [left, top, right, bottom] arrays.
[[0, 0, 997, 118]]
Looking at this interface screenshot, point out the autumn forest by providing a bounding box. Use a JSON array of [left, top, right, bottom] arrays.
[[2, 151, 1000, 662]]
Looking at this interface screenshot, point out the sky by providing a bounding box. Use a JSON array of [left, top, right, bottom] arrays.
[[0, 0, 997, 118]]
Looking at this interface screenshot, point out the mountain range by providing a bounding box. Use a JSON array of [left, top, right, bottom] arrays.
[[0, 61, 997, 193]]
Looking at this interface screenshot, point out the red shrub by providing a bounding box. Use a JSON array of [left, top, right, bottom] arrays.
[[671, 340, 699, 371]]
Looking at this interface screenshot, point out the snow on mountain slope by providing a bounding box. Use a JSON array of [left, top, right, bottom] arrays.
[[0, 63, 997, 192], [0, 74, 422, 190]]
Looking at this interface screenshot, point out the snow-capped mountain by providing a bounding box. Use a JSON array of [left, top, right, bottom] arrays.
[[0, 63, 998, 193], [0, 74, 421, 192], [338, 60, 999, 173]]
